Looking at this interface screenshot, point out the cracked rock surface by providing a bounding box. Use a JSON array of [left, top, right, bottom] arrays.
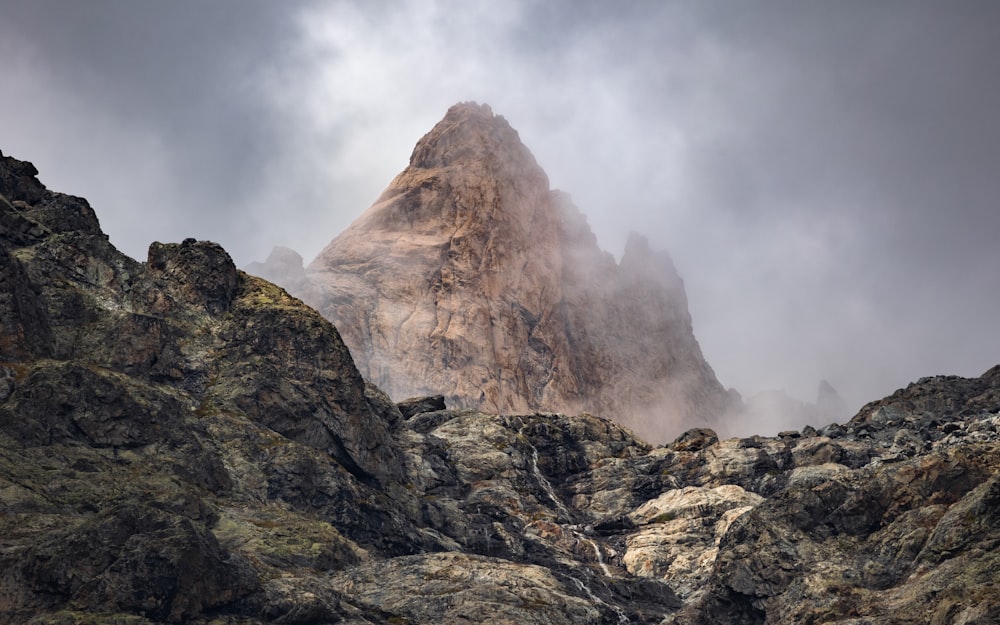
[[3, 148, 1000, 624], [273, 102, 735, 443]]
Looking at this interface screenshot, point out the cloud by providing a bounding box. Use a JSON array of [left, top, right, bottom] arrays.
[[2, 0, 999, 432], [0, 1, 309, 260]]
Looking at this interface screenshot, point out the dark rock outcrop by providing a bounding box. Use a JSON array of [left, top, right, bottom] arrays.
[[397, 394, 447, 419], [0, 150, 420, 622], [4, 148, 1000, 625]]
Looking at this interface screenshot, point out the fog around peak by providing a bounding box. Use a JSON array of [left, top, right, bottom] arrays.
[[2, 1, 999, 431]]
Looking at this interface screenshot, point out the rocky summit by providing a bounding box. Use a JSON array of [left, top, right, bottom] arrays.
[[3, 141, 1000, 625], [259, 102, 735, 443]]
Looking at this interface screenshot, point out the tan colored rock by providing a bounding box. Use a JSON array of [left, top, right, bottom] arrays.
[[624, 485, 762, 599], [327, 552, 602, 625], [306, 103, 732, 442], [786, 461, 850, 488]]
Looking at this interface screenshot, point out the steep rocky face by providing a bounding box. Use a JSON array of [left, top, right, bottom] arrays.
[[304, 102, 732, 442], [0, 158, 399, 485], [4, 149, 1000, 625], [0, 150, 419, 621], [668, 366, 1000, 624]]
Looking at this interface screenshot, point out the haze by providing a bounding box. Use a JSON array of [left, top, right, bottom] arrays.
[[2, 1, 999, 430]]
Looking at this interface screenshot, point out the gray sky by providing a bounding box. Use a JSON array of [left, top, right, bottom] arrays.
[[2, 0, 999, 421]]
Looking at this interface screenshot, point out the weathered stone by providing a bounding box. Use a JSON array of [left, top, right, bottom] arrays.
[[0, 243, 53, 360], [145, 239, 239, 317], [397, 394, 447, 419], [0, 361, 191, 448], [211, 275, 404, 485], [300, 102, 734, 443], [0, 150, 102, 237], [327, 553, 604, 625], [671, 427, 719, 452], [4, 134, 1000, 625], [625, 485, 762, 599], [6, 504, 258, 623]]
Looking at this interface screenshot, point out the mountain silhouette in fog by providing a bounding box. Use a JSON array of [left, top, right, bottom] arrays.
[[251, 102, 736, 442]]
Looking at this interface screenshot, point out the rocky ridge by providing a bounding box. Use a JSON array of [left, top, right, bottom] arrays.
[[3, 151, 1000, 624], [266, 102, 734, 443]]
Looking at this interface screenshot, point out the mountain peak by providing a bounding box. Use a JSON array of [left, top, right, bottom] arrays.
[[444, 100, 497, 122], [408, 101, 542, 178], [303, 104, 733, 442], [0, 151, 104, 239]]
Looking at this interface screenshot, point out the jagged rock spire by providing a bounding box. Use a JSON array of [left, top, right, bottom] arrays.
[[305, 103, 733, 442]]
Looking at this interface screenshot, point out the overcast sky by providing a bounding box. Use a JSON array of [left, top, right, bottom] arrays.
[[2, 0, 999, 421]]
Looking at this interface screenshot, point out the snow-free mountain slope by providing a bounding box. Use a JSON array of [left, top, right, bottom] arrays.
[[305, 102, 733, 442]]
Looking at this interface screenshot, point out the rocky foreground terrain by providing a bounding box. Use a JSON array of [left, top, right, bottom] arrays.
[[252, 103, 735, 443], [3, 149, 1000, 625]]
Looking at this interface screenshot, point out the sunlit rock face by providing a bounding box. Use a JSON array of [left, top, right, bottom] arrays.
[[305, 102, 733, 442]]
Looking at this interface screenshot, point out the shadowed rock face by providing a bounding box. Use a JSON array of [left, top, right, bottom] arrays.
[[304, 102, 734, 442], [4, 149, 1000, 625]]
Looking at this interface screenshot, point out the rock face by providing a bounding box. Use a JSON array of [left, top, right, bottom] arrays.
[[302, 102, 733, 443], [4, 149, 1000, 625]]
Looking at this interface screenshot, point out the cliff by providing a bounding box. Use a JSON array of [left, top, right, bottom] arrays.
[[302, 103, 733, 442], [3, 149, 1000, 624]]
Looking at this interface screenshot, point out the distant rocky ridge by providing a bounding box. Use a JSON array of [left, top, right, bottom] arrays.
[[253, 102, 736, 443], [732, 380, 851, 438], [4, 148, 1000, 624], [244, 246, 318, 304]]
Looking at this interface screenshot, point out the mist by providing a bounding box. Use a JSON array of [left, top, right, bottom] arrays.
[[2, 1, 1000, 434]]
